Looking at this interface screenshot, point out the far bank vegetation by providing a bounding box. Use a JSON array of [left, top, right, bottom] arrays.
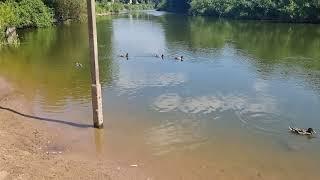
[[0, 0, 156, 46]]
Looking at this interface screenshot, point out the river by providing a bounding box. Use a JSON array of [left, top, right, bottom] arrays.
[[0, 11, 320, 179]]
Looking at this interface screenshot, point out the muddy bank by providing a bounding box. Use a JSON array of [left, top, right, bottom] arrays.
[[0, 77, 147, 180]]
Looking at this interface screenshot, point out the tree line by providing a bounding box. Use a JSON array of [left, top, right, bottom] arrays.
[[159, 0, 320, 22], [0, 0, 157, 45]]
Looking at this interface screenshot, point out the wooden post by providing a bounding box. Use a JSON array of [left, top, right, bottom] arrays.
[[87, 0, 103, 128]]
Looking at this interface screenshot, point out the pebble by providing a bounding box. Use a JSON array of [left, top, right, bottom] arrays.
[[130, 164, 138, 167]]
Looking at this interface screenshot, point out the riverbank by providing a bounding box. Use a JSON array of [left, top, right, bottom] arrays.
[[0, 1, 155, 46], [158, 0, 320, 23], [0, 77, 147, 179]]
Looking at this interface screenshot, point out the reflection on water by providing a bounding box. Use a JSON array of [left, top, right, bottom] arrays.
[[146, 118, 207, 155], [152, 93, 277, 115], [1, 11, 320, 179], [116, 72, 187, 95]]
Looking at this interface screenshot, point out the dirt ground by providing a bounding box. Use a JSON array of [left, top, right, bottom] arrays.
[[0, 77, 148, 180]]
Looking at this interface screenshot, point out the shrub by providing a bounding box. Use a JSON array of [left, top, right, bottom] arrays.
[[50, 0, 87, 22], [96, 1, 154, 14], [0, 1, 19, 28], [18, 0, 53, 27], [163, 0, 320, 22], [0, 0, 53, 29], [0, 0, 53, 45]]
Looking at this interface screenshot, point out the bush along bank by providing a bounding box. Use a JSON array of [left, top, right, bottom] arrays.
[[0, 0, 53, 46], [1, 0, 155, 46], [158, 0, 320, 23], [96, 1, 155, 15]]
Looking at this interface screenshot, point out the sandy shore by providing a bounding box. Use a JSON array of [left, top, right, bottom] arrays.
[[0, 77, 147, 180]]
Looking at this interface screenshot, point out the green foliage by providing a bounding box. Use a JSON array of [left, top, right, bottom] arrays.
[[158, 0, 190, 12], [96, 1, 124, 14], [0, 0, 53, 28], [50, 0, 87, 21], [0, 0, 53, 45], [0, 1, 16, 43], [157, 0, 168, 10], [96, 1, 154, 14], [18, 0, 53, 27], [0, 1, 18, 28], [124, 3, 154, 11], [190, 0, 320, 21], [161, 0, 320, 22]]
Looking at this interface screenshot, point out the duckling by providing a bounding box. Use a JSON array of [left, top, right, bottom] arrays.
[[289, 127, 316, 136], [155, 54, 160, 58], [75, 62, 83, 68], [175, 56, 184, 61]]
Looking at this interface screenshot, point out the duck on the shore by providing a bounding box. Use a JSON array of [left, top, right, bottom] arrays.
[[175, 56, 184, 61], [75, 62, 83, 68], [289, 127, 316, 136]]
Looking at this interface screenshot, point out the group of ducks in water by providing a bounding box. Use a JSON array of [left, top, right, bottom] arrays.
[[119, 53, 184, 61], [74, 53, 183, 68], [74, 54, 318, 138]]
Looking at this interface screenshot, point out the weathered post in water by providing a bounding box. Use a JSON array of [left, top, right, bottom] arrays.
[[87, 0, 104, 128]]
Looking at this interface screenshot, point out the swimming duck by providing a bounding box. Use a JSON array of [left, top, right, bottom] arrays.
[[175, 56, 183, 61], [289, 127, 316, 136], [119, 53, 128, 58], [155, 54, 164, 60], [75, 62, 83, 68]]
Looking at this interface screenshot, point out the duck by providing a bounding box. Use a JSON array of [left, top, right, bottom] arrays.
[[75, 62, 83, 68], [289, 127, 316, 136], [175, 56, 184, 61], [119, 53, 128, 58], [155, 54, 164, 60]]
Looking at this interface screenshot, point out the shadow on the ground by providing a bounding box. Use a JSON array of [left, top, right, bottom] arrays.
[[0, 106, 93, 128]]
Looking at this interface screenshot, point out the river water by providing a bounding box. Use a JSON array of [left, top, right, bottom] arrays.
[[1, 11, 320, 179]]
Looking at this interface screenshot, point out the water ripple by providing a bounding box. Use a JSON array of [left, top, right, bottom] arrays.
[[236, 111, 290, 135], [151, 93, 288, 135], [152, 93, 277, 115], [145, 119, 208, 155], [116, 72, 187, 95]]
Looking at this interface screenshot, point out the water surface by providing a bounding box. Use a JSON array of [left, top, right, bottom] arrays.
[[1, 11, 320, 179]]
